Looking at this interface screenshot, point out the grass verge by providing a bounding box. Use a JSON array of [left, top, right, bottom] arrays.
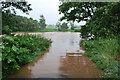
[[14, 27, 81, 32], [81, 37, 120, 78]]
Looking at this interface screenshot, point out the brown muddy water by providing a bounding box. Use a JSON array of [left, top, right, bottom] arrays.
[[8, 32, 103, 78]]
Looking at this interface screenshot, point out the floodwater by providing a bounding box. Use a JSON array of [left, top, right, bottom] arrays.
[[8, 32, 102, 78]]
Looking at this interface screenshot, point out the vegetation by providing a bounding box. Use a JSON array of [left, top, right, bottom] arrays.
[[1, 1, 52, 78], [59, 2, 106, 22], [59, 2, 120, 78], [38, 27, 58, 32], [81, 37, 119, 78], [2, 12, 40, 33], [55, 21, 81, 32], [59, 2, 120, 39], [1, 1, 119, 78], [1, 35, 52, 77], [1, 1, 32, 14], [58, 22, 68, 31], [80, 3, 120, 39], [39, 15, 47, 29], [56, 22, 61, 28], [1, 0, 33, 34], [1, 1, 47, 33], [37, 27, 80, 32], [69, 21, 75, 30]]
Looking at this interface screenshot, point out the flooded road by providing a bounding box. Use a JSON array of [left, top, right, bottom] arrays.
[[8, 32, 102, 78]]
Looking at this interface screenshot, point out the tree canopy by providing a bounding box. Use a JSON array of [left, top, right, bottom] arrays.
[[1, 1, 36, 34], [2, 12, 40, 34], [1, 1, 32, 14], [59, 2, 120, 39], [59, 2, 107, 22], [39, 15, 46, 29], [80, 2, 120, 39]]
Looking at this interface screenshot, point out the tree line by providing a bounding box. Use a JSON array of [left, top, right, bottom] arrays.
[[2, 12, 47, 34], [1, 1, 46, 34]]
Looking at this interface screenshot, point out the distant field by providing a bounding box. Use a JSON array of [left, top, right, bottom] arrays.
[[39, 27, 81, 32], [38, 27, 58, 32], [14, 27, 81, 32]]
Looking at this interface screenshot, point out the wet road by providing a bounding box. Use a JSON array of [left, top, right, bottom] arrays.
[[8, 32, 102, 78]]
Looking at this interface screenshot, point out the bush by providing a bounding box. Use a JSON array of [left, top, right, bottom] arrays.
[[2, 25, 12, 35], [74, 28, 81, 32], [82, 37, 119, 78], [1, 35, 52, 77]]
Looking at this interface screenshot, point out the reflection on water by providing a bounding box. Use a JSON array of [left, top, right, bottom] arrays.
[[8, 32, 102, 78], [59, 54, 102, 78]]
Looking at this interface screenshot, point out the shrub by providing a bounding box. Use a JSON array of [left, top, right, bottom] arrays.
[[74, 28, 81, 32], [2, 25, 12, 35], [1, 34, 52, 77]]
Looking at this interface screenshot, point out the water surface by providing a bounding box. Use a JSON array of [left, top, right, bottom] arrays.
[[8, 32, 102, 78]]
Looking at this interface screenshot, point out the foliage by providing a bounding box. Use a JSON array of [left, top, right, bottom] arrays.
[[2, 12, 40, 34], [1, 1, 32, 14], [58, 22, 68, 31], [81, 3, 120, 39], [1, 1, 34, 35], [59, 2, 106, 22], [59, 2, 120, 79], [2, 25, 12, 35], [39, 15, 46, 29], [82, 37, 119, 78], [56, 22, 61, 28], [59, 2, 119, 39], [1, 35, 52, 77], [68, 21, 75, 30], [38, 27, 58, 32], [74, 28, 81, 32]]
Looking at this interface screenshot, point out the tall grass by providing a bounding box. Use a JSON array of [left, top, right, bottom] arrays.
[[81, 37, 119, 78]]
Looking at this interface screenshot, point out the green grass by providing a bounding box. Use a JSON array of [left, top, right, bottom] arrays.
[[38, 27, 59, 32], [81, 37, 120, 78], [1, 35, 52, 77], [39, 27, 81, 32], [14, 27, 81, 32]]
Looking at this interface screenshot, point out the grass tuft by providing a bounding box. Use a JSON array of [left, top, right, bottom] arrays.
[[82, 37, 120, 78]]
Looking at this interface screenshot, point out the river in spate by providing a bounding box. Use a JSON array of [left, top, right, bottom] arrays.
[[8, 32, 102, 78]]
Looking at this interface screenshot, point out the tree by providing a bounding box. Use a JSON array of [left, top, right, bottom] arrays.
[[1, 1, 32, 34], [56, 22, 61, 28], [2, 12, 40, 32], [2, 25, 12, 35], [80, 2, 120, 39], [59, 2, 107, 22], [69, 21, 75, 30], [1, 1, 32, 14], [39, 15, 46, 29], [59, 2, 119, 39], [59, 22, 68, 31]]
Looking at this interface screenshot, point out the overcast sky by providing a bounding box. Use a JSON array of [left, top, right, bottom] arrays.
[[17, 0, 86, 25]]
